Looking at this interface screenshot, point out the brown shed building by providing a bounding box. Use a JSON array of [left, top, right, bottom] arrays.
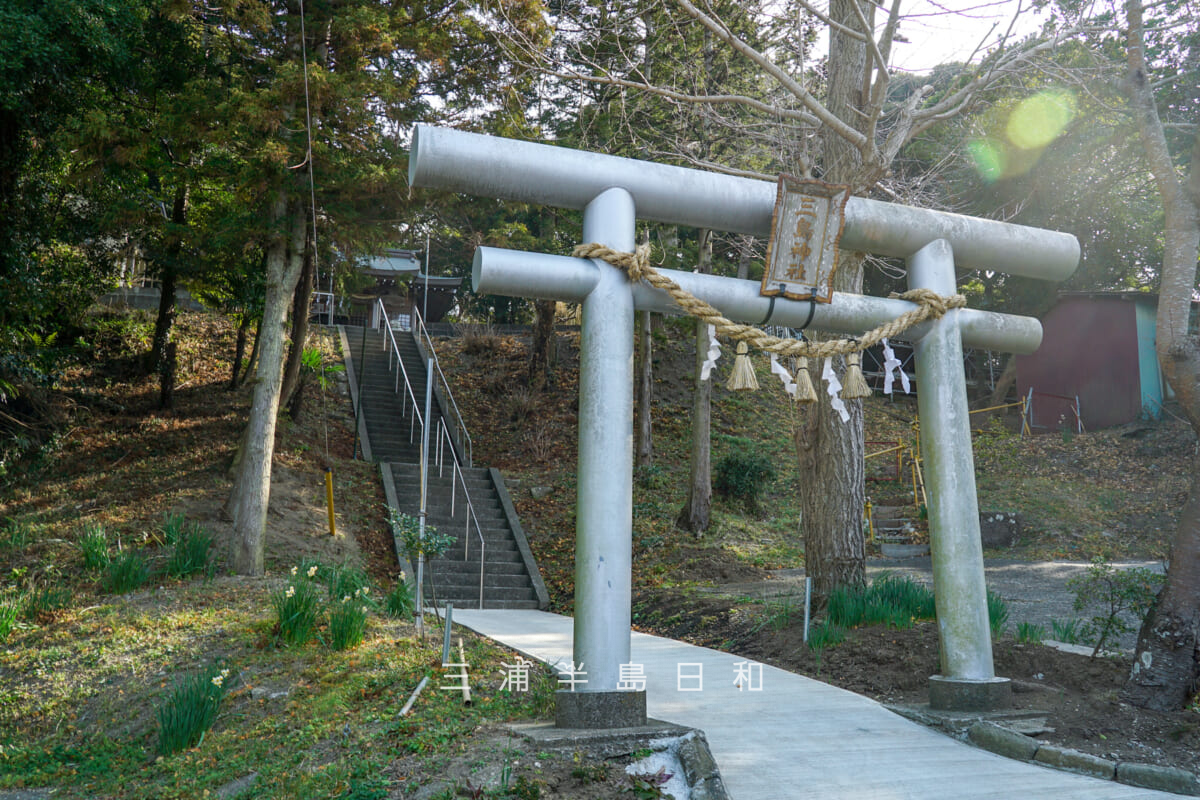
[[1015, 292, 1168, 431]]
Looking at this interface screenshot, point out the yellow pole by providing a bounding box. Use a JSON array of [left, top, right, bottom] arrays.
[[909, 451, 919, 508], [324, 467, 337, 536], [865, 499, 875, 544]]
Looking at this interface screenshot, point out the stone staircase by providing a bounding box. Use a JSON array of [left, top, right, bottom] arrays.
[[341, 325, 548, 610]]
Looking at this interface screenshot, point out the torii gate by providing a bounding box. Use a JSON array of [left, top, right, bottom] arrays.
[[409, 125, 1079, 726]]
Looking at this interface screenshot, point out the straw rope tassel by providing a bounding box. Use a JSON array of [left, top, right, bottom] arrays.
[[568, 243, 965, 407], [794, 357, 818, 404], [727, 341, 759, 391], [842, 351, 872, 399]]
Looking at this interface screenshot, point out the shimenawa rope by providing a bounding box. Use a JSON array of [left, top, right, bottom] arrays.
[[571, 242, 966, 360]]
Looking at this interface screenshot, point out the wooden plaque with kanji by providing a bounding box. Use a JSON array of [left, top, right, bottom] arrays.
[[761, 176, 851, 303]]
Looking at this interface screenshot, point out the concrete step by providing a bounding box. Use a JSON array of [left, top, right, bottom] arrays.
[[344, 325, 545, 611], [429, 570, 532, 590], [438, 547, 523, 563], [428, 597, 541, 611], [434, 559, 530, 576]]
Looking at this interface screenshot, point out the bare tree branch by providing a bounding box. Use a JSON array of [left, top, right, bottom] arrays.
[[540, 64, 819, 126], [674, 0, 871, 152], [794, 0, 869, 42]]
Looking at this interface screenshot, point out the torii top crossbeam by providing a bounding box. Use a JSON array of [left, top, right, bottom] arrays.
[[409, 124, 1079, 723], [410, 125, 1078, 279]]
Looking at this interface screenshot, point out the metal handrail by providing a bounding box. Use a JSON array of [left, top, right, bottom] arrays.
[[374, 299, 486, 609], [438, 420, 485, 608], [378, 305, 423, 446], [412, 303, 473, 468]]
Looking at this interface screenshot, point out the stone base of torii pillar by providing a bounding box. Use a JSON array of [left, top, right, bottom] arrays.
[[409, 125, 1080, 725]]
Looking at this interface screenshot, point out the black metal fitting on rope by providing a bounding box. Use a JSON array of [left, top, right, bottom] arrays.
[[800, 296, 818, 330], [761, 295, 778, 326]]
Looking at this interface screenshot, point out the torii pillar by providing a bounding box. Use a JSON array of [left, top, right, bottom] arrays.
[[409, 125, 1079, 724]]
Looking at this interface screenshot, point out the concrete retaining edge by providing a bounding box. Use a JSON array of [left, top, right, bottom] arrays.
[[337, 325, 374, 463], [489, 467, 551, 610], [890, 710, 1200, 796]]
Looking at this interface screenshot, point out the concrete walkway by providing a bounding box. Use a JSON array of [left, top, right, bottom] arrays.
[[454, 609, 1175, 799]]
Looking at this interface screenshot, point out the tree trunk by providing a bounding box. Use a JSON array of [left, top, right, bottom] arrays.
[[677, 231, 713, 534], [148, 184, 187, 375], [281, 233, 314, 413], [227, 194, 307, 575], [986, 355, 1017, 408], [158, 341, 177, 410], [736, 239, 752, 281], [1121, 0, 1200, 711], [794, 0, 872, 600], [229, 313, 250, 390], [528, 299, 557, 390], [635, 309, 653, 468]]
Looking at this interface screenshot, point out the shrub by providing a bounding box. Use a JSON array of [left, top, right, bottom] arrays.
[[389, 509, 456, 564], [272, 572, 323, 646], [507, 388, 538, 423], [987, 590, 1010, 637], [327, 591, 369, 651], [77, 524, 109, 571], [103, 550, 151, 594], [156, 663, 232, 755], [164, 516, 215, 579], [459, 323, 502, 355], [1068, 558, 1164, 657], [713, 440, 776, 511]]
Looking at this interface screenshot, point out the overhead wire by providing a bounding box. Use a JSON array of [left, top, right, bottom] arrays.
[[296, 0, 330, 461]]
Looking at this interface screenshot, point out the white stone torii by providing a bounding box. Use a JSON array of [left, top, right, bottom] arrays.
[[409, 125, 1079, 724]]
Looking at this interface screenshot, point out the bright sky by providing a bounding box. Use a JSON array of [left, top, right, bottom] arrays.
[[884, 0, 1051, 72]]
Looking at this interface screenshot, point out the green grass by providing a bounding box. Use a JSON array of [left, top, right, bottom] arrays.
[[807, 620, 846, 652], [384, 577, 414, 618], [163, 516, 215, 579], [156, 663, 233, 755], [752, 594, 799, 632], [326, 594, 369, 651], [102, 550, 151, 594], [77, 524, 110, 571], [826, 574, 937, 631], [0, 580, 556, 800], [987, 590, 1010, 637], [1051, 618, 1082, 644], [271, 576, 323, 647], [0, 601, 18, 641], [1015, 621, 1046, 644], [21, 580, 73, 620], [0, 518, 33, 552]]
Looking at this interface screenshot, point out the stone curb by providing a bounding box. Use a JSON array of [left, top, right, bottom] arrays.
[[1033, 742, 1115, 780], [889, 707, 1200, 797], [966, 719, 1200, 795], [676, 730, 731, 800]]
